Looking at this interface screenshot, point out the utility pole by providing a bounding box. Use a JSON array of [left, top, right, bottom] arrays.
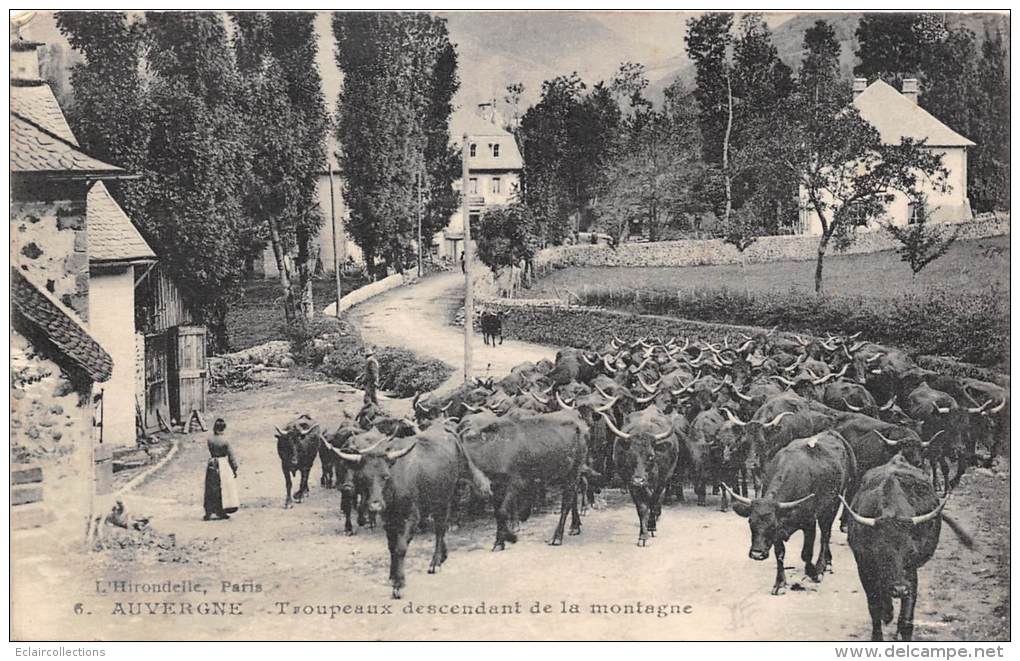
[[416, 169, 423, 277], [328, 162, 342, 316], [461, 132, 473, 383]]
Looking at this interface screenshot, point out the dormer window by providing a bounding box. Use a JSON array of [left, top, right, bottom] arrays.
[[469, 143, 477, 158]]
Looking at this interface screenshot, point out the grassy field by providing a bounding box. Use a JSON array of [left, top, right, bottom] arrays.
[[225, 276, 369, 351], [529, 236, 1010, 300]]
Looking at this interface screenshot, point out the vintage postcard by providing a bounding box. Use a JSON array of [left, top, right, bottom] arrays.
[[9, 8, 1010, 645]]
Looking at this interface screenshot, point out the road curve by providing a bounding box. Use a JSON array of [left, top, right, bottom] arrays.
[[348, 271, 557, 393]]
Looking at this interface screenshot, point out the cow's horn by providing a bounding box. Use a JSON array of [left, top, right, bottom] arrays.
[[653, 428, 674, 441], [631, 392, 657, 405], [593, 396, 619, 413], [910, 497, 950, 526], [770, 375, 796, 387], [763, 411, 794, 428], [414, 399, 429, 411], [793, 334, 808, 346], [838, 495, 876, 527], [778, 493, 814, 510], [385, 441, 417, 461], [595, 384, 611, 398], [987, 399, 1006, 414], [603, 355, 618, 373], [580, 353, 598, 366], [736, 339, 753, 353], [274, 425, 284, 436], [865, 353, 884, 364], [731, 387, 752, 402], [542, 384, 555, 395], [843, 398, 863, 412], [879, 396, 897, 411], [934, 404, 951, 414], [873, 429, 898, 447], [965, 400, 992, 414], [529, 391, 549, 405], [597, 411, 632, 440], [721, 482, 752, 506], [638, 375, 660, 393], [463, 403, 482, 413], [324, 443, 363, 464], [721, 407, 748, 427], [556, 392, 575, 410], [440, 401, 453, 412], [834, 364, 849, 379], [848, 331, 863, 340]]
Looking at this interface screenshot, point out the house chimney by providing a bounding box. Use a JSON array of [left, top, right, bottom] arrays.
[[852, 78, 868, 99], [901, 78, 919, 104], [10, 40, 43, 83]]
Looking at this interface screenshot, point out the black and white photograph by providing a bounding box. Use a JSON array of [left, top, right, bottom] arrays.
[[8, 7, 1011, 646]]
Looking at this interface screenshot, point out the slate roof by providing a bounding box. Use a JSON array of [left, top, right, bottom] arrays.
[[11, 84, 79, 145], [10, 113, 124, 175], [87, 182, 156, 263], [854, 80, 975, 148], [12, 269, 113, 383], [450, 108, 524, 170]]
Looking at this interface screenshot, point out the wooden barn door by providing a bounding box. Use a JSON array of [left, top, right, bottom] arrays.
[[168, 326, 208, 424], [143, 332, 170, 432]]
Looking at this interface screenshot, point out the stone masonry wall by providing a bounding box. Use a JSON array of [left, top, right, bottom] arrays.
[[11, 180, 91, 322], [534, 215, 1009, 271]]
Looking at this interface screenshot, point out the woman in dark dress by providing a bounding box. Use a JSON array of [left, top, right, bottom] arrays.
[[203, 418, 239, 520]]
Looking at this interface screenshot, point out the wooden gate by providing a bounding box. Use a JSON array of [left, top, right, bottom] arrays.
[[168, 325, 208, 424], [143, 332, 169, 433]]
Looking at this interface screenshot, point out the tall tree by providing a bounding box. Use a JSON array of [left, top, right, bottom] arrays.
[[232, 11, 328, 322], [798, 20, 844, 106], [333, 12, 456, 278], [854, 13, 924, 87], [56, 11, 154, 224], [143, 11, 254, 350], [685, 12, 734, 166], [969, 26, 1010, 212]]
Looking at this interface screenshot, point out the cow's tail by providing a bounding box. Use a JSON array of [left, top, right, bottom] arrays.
[[941, 512, 976, 550], [454, 438, 492, 498]]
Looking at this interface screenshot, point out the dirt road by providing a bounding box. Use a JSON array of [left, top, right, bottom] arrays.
[[11, 275, 1005, 641], [349, 272, 556, 392]]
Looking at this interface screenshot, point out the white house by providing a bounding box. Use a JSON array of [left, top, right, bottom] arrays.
[[260, 138, 363, 279], [800, 77, 975, 236], [87, 182, 157, 446], [437, 106, 524, 261]]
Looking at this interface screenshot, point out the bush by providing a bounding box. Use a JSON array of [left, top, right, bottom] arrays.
[[304, 324, 453, 397], [575, 285, 1008, 368]]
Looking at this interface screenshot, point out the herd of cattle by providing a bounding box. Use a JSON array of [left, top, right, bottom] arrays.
[[273, 328, 1008, 641]]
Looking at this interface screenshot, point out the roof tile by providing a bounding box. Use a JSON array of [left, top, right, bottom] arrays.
[[87, 182, 156, 262], [10, 114, 124, 174], [12, 269, 113, 383], [11, 84, 79, 145]]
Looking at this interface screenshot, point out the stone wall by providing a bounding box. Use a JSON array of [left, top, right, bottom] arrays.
[[534, 215, 1009, 271], [10, 328, 92, 462], [11, 180, 91, 321]]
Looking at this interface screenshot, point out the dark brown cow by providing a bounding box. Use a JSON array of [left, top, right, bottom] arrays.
[[460, 410, 589, 551], [843, 455, 974, 641], [724, 431, 856, 595], [275, 415, 323, 508], [600, 405, 681, 546], [324, 425, 492, 599]]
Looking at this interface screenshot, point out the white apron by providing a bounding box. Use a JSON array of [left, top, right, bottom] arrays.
[[217, 457, 240, 511]]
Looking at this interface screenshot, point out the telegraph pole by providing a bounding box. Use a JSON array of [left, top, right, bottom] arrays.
[[328, 162, 342, 316], [416, 169, 423, 277], [461, 132, 473, 383]]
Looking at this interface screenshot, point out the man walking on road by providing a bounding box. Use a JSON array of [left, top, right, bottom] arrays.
[[363, 345, 380, 405]]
